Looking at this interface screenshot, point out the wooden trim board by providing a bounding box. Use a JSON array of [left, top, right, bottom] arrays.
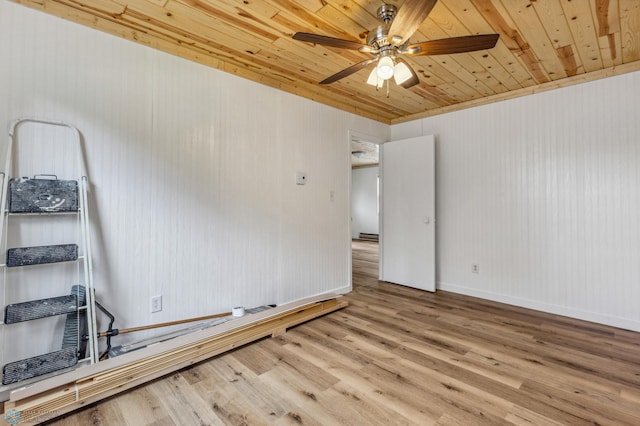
[[1, 295, 348, 424], [8, 292, 343, 400], [391, 61, 640, 124]]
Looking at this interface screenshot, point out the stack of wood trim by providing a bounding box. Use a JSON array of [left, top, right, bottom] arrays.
[[2, 296, 348, 424]]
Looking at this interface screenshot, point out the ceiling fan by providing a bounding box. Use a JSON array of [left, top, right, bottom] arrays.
[[293, 0, 499, 90]]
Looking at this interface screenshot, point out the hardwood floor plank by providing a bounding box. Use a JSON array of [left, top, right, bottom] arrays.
[[189, 356, 288, 425], [339, 305, 473, 355], [50, 397, 130, 425], [332, 311, 527, 389], [329, 366, 441, 424], [226, 340, 282, 376], [146, 373, 223, 425], [319, 386, 414, 426], [113, 386, 173, 425], [257, 365, 339, 426], [44, 240, 640, 425], [503, 404, 566, 426], [276, 332, 417, 424], [519, 379, 640, 425], [256, 337, 341, 391], [277, 327, 371, 372], [360, 358, 514, 425]]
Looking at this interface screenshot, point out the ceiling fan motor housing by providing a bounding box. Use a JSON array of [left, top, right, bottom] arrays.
[[377, 4, 397, 24], [367, 25, 392, 50]]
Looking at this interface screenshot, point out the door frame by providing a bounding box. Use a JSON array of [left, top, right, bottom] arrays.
[[347, 130, 386, 289]]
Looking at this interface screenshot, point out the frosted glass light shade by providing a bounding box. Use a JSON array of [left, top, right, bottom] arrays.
[[376, 56, 394, 80], [393, 62, 413, 85], [367, 68, 384, 88], [366, 68, 378, 85]]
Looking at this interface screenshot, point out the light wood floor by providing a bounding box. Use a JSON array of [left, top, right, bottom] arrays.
[[46, 240, 640, 425]]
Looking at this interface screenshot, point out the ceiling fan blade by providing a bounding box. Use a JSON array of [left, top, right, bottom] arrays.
[[406, 34, 500, 56], [293, 32, 366, 50], [388, 0, 438, 44], [320, 59, 377, 84], [395, 58, 420, 89]]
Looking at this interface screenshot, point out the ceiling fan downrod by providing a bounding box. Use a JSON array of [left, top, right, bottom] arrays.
[[367, 4, 398, 50]]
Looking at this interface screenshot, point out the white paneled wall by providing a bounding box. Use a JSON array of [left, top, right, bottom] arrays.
[[0, 0, 387, 359], [392, 72, 640, 331]]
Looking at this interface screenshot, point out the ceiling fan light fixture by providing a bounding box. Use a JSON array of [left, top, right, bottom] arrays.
[[376, 56, 395, 80], [393, 61, 413, 85], [366, 68, 377, 85]]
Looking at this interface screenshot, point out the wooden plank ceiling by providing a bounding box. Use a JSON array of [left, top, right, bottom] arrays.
[[11, 0, 640, 124]]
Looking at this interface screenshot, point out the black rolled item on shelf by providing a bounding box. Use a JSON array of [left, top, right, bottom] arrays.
[[4, 295, 78, 324], [6, 244, 78, 267], [2, 347, 78, 385], [8, 176, 78, 213]]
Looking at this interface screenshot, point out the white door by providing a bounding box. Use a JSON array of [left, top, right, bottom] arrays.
[[379, 135, 435, 291]]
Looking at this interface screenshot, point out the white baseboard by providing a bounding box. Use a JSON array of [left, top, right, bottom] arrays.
[[438, 281, 640, 332], [331, 284, 352, 296]]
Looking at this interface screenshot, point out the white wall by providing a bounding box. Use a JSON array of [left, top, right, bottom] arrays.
[[351, 166, 379, 239], [392, 72, 640, 331], [0, 0, 388, 363]]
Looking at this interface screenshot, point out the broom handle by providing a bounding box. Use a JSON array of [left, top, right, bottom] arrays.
[[98, 311, 232, 337]]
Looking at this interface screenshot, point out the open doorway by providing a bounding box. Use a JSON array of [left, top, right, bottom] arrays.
[[349, 132, 383, 287], [349, 132, 436, 292], [351, 140, 379, 242]]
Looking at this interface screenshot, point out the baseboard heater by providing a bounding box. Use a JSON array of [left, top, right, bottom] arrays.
[[358, 233, 379, 242]]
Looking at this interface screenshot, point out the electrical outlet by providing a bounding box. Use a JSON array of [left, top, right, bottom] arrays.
[[151, 295, 162, 313], [472, 264, 479, 274]]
